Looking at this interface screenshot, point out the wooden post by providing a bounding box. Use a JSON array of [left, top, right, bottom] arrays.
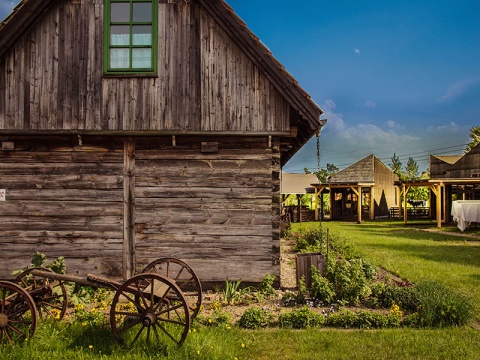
[[437, 184, 442, 228], [369, 186, 375, 220], [297, 194, 302, 223], [314, 186, 319, 221], [357, 186, 362, 224], [123, 138, 136, 280], [403, 184, 408, 225]]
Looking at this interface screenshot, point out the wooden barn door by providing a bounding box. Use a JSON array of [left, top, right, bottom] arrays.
[[0, 136, 125, 278]]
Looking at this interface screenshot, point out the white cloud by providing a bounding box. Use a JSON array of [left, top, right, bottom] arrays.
[[354, 48, 360, 54], [363, 100, 376, 108], [386, 120, 403, 129], [426, 121, 464, 134], [320, 100, 418, 146], [284, 100, 470, 173], [436, 77, 480, 103]]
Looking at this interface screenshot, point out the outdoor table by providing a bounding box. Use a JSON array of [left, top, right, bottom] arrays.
[[451, 200, 480, 231]]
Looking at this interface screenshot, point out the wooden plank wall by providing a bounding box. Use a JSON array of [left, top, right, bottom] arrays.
[[134, 136, 281, 284], [0, 0, 291, 134], [0, 136, 124, 278]]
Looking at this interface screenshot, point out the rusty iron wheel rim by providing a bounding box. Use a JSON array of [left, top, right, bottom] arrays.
[[110, 273, 190, 348], [0, 281, 38, 345], [142, 258, 202, 320]]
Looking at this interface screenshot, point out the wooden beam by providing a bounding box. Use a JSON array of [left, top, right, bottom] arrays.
[[357, 186, 362, 224], [436, 184, 442, 228], [123, 138, 135, 280], [370, 186, 375, 220]]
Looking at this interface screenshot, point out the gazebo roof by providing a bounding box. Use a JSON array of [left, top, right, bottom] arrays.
[[281, 173, 319, 194]]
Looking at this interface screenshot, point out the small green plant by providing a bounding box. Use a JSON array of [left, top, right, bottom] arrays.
[[258, 273, 277, 298], [296, 276, 308, 304], [309, 266, 335, 304], [223, 278, 242, 305], [73, 303, 105, 326], [238, 307, 274, 329], [278, 306, 324, 329], [415, 280, 475, 327], [326, 309, 400, 329], [198, 309, 233, 327], [281, 291, 298, 307]]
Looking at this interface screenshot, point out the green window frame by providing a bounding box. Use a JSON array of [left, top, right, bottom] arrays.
[[104, 0, 158, 75]]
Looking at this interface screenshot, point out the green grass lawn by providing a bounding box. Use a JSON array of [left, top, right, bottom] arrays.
[[292, 220, 480, 308], [2, 220, 480, 359], [3, 321, 480, 360]]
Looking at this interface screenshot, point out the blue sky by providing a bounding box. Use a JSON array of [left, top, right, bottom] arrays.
[[2, 0, 479, 173]]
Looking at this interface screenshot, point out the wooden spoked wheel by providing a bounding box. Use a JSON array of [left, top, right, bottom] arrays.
[[142, 258, 202, 320], [110, 273, 190, 348], [0, 281, 38, 345], [15, 267, 68, 320]]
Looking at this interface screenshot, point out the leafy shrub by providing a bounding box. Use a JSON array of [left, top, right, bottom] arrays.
[[415, 280, 475, 327], [278, 306, 324, 329], [238, 307, 274, 329], [292, 228, 325, 253], [326, 259, 371, 305], [327, 309, 400, 329], [259, 274, 277, 298], [369, 282, 420, 312], [309, 266, 335, 304]]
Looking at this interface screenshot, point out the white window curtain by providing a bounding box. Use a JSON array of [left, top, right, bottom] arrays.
[[110, 34, 152, 69]]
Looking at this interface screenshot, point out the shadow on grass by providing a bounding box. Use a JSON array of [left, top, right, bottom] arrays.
[[364, 241, 480, 268], [66, 323, 122, 355]]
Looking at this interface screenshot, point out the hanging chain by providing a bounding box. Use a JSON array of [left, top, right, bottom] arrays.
[[316, 129, 321, 172]]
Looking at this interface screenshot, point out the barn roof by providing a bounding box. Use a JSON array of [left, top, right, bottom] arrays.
[[0, 0, 323, 165], [431, 155, 462, 165], [329, 155, 377, 184], [281, 173, 319, 194], [328, 154, 397, 185]]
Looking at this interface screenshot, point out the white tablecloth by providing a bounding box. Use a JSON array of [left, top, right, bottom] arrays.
[[451, 200, 480, 231]]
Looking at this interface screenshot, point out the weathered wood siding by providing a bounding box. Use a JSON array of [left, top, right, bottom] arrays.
[[0, 135, 281, 282], [134, 136, 281, 283], [0, 0, 291, 133], [0, 136, 124, 277], [373, 157, 398, 217], [431, 145, 480, 179]]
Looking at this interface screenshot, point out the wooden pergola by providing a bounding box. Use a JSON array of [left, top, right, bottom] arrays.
[[395, 178, 480, 228], [314, 183, 374, 224]]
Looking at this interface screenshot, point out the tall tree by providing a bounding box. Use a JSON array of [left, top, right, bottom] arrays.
[[389, 153, 404, 180], [465, 125, 480, 153], [405, 157, 419, 180], [306, 164, 339, 183]]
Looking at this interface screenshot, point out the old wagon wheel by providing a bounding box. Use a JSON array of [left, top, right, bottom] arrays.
[[15, 267, 68, 320], [142, 258, 202, 320], [0, 281, 38, 345], [110, 273, 190, 348]]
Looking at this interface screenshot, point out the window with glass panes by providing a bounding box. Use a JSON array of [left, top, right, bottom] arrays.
[[104, 0, 157, 74]]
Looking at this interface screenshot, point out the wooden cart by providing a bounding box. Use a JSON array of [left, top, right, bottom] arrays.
[[0, 258, 202, 347]]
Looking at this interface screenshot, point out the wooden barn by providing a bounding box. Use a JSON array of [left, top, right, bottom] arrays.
[[315, 155, 399, 222], [416, 143, 480, 225], [393, 144, 480, 227], [0, 0, 323, 285]]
